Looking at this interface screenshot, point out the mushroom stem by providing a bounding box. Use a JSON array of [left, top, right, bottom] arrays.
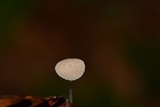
[[69, 81, 73, 103]]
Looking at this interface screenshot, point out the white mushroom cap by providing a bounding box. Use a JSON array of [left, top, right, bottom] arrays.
[[55, 58, 85, 81]]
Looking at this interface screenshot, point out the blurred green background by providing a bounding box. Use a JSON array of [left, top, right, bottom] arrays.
[[0, 0, 160, 107]]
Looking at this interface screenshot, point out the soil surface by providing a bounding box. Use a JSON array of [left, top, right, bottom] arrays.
[[0, 95, 73, 107]]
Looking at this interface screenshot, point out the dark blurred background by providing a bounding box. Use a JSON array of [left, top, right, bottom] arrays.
[[0, 0, 160, 107]]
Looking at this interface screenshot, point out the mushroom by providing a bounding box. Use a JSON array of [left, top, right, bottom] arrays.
[[55, 58, 85, 103]]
